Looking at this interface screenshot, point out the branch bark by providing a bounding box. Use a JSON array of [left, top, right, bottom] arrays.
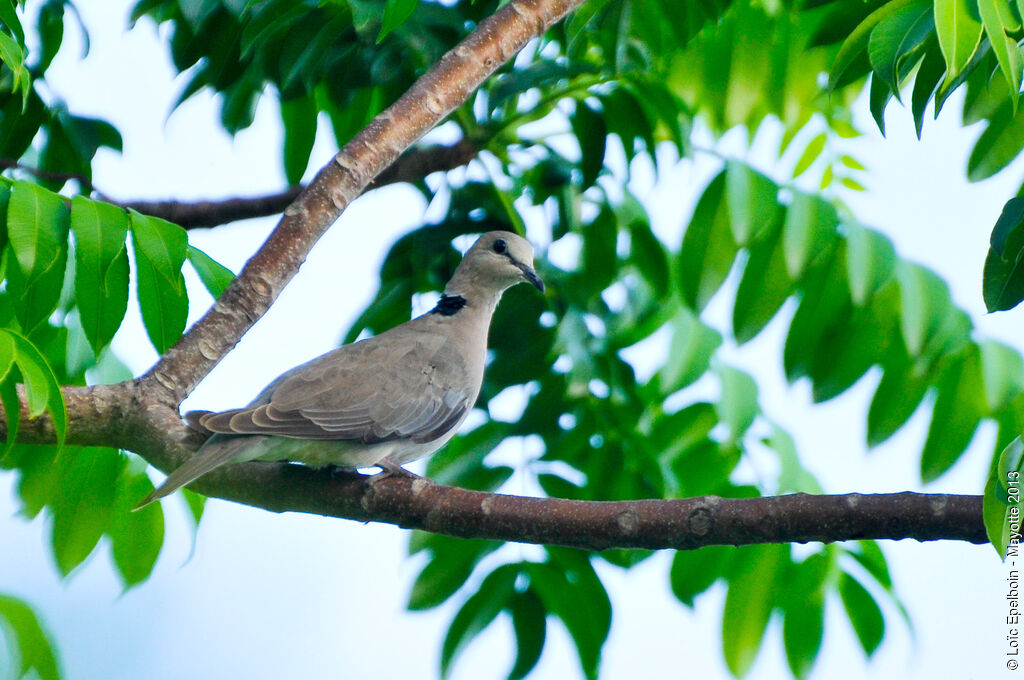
[[112, 138, 479, 230], [149, 461, 992, 548]]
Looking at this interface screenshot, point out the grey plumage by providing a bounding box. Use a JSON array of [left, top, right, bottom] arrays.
[[137, 231, 544, 508]]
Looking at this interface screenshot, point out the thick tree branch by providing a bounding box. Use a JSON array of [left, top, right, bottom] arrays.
[[113, 139, 479, 229], [0, 384, 987, 548], [145, 459, 992, 548]]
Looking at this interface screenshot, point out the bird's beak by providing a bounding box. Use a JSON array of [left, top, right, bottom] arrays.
[[516, 262, 545, 293]]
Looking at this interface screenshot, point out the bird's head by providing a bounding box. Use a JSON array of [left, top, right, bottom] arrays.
[[447, 231, 545, 298]]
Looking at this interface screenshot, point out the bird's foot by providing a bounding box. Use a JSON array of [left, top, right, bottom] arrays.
[[364, 458, 420, 488]]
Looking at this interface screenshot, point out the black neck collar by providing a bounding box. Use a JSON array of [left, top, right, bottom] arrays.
[[431, 294, 467, 316]]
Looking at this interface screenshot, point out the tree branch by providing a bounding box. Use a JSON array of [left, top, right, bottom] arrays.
[[113, 139, 479, 230], [0, 159, 97, 193], [155, 460, 992, 548], [0, 383, 987, 549]]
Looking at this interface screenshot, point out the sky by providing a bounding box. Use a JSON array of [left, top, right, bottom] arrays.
[[1, 1, 1022, 679]]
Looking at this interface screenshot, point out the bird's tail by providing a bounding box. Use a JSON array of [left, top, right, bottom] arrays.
[[134, 434, 252, 510]]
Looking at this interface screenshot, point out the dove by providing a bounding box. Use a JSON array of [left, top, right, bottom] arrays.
[[137, 231, 544, 508]]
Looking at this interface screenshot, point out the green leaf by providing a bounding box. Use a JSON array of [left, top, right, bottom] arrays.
[[808, 279, 899, 402], [582, 205, 617, 291], [9, 445, 60, 517], [441, 564, 518, 679], [507, 589, 546, 680], [733, 216, 796, 343], [0, 0, 26, 45], [187, 245, 235, 298], [841, 177, 867, 191], [280, 94, 317, 185], [840, 155, 867, 171], [934, 0, 984, 90], [979, 0, 1022, 110], [669, 545, 732, 607], [0, 353, 18, 457], [571, 100, 607, 189], [935, 34, 991, 111], [980, 339, 1024, 412], [830, 0, 924, 90], [35, 0, 65, 74], [867, 0, 933, 96], [179, 0, 220, 29], [600, 87, 655, 164], [407, 537, 501, 611], [656, 309, 722, 395], [911, 38, 946, 137], [920, 344, 985, 481], [783, 246, 851, 383], [867, 357, 931, 446], [985, 244, 1024, 312], [6, 181, 70, 332], [0, 328, 14, 384], [868, 71, 892, 134], [725, 161, 781, 246], [791, 132, 826, 179], [772, 424, 823, 494], [626, 212, 669, 292], [529, 551, 610, 680], [968, 102, 1024, 182], [984, 435, 1024, 557], [722, 543, 788, 677], [4, 329, 66, 445], [108, 466, 165, 588], [378, 0, 417, 42], [129, 211, 189, 354], [714, 362, 759, 444], [70, 196, 131, 355], [0, 594, 61, 680], [844, 541, 894, 590], [0, 182, 10, 253], [839, 572, 885, 657], [845, 223, 897, 305], [50, 447, 123, 576], [782, 552, 830, 679], [897, 261, 954, 356], [0, 31, 30, 100], [678, 171, 738, 310], [782, 191, 839, 279]]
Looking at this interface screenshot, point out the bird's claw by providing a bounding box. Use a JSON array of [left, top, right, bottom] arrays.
[[364, 458, 420, 489]]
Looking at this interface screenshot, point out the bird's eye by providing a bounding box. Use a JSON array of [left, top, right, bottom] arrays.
[[492, 239, 508, 254]]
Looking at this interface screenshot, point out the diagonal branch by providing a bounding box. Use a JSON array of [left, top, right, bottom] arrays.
[[142, 0, 585, 419], [114, 138, 479, 230]]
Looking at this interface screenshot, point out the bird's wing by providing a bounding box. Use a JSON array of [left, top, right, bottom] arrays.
[[194, 326, 476, 444]]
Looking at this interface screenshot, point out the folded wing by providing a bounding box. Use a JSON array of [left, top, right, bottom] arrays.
[[192, 330, 474, 445]]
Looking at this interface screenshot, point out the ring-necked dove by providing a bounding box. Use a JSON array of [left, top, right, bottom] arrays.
[[137, 231, 544, 508]]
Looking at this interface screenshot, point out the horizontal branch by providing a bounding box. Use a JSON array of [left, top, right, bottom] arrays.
[[179, 460, 987, 549], [0, 389, 987, 549], [114, 138, 478, 229]]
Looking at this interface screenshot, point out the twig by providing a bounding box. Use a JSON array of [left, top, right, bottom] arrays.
[[117, 138, 479, 229], [0, 158, 96, 193]]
